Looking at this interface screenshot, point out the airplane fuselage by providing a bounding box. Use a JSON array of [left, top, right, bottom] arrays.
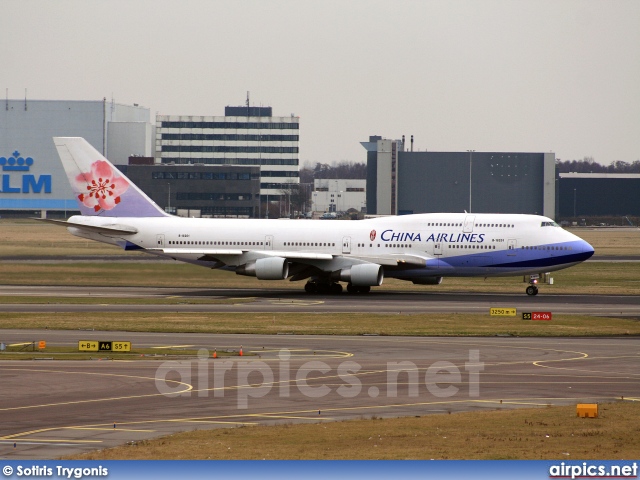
[[66, 212, 593, 283]]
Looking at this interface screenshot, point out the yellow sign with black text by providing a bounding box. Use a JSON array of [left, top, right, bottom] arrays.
[[79, 341, 99, 352], [490, 308, 517, 317], [79, 341, 131, 352]]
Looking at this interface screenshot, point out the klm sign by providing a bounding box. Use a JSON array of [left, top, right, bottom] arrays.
[[0, 151, 52, 194]]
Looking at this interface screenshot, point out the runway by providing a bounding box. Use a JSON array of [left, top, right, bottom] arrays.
[[2, 285, 640, 316], [1, 330, 639, 459]]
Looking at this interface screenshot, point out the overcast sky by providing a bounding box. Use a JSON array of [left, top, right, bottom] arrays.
[[2, 0, 638, 166]]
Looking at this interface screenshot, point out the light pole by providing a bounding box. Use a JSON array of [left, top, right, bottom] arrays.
[[467, 150, 475, 212], [573, 188, 576, 218], [167, 182, 171, 213]]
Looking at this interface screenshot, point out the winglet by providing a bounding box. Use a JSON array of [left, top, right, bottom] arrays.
[[53, 137, 167, 217]]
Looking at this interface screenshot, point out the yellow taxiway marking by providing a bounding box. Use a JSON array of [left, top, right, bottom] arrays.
[[1, 427, 103, 443], [151, 345, 195, 349], [0, 439, 102, 444], [254, 348, 353, 359], [0, 368, 192, 412], [177, 420, 258, 426], [8, 342, 34, 347], [66, 427, 155, 433], [250, 414, 335, 421], [267, 299, 325, 306]]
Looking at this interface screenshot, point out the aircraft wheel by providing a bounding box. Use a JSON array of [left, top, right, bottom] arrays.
[[347, 283, 357, 294], [304, 282, 318, 294], [330, 282, 343, 294], [526, 285, 538, 296], [359, 286, 371, 294]]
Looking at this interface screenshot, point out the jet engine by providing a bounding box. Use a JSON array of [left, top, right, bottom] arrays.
[[236, 257, 289, 280], [334, 264, 384, 286]]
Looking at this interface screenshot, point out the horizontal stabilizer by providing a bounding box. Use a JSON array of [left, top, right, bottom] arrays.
[[35, 218, 138, 235]]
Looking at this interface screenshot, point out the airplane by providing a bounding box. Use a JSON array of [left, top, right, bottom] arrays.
[[49, 137, 594, 296]]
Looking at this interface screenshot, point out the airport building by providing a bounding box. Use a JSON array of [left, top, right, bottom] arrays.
[[155, 106, 300, 202], [0, 98, 153, 216], [125, 162, 260, 218], [362, 136, 556, 218], [557, 173, 640, 218], [311, 179, 366, 213]]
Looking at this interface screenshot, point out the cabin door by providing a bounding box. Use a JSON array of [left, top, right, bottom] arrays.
[[463, 215, 475, 233], [342, 236, 351, 254], [265, 235, 274, 250]]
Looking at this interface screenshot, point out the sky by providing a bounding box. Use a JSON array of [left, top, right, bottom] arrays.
[[2, 0, 639, 166]]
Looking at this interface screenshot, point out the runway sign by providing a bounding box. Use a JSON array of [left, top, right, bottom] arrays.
[[522, 312, 553, 320], [79, 341, 131, 352], [490, 307, 517, 316]]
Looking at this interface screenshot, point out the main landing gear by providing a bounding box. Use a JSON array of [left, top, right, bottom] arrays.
[[304, 281, 370, 294]]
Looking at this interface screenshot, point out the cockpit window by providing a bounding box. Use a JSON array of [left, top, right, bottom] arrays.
[[541, 221, 560, 227]]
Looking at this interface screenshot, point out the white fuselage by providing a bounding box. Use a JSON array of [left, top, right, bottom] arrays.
[[66, 212, 594, 281]]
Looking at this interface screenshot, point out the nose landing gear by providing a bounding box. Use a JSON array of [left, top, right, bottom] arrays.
[[526, 276, 539, 296]]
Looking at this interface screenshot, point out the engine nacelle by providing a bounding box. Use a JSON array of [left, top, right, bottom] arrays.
[[236, 257, 289, 280], [411, 276, 443, 285], [337, 264, 384, 287]]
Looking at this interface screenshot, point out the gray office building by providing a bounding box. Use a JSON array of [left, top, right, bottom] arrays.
[[155, 106, 300, 202], [363, 136, 555, 217]]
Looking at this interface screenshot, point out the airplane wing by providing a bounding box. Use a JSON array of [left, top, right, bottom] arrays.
[[154, 248, 334, 263], [153, 247, 430, 270], [351, 253, 430, 267]]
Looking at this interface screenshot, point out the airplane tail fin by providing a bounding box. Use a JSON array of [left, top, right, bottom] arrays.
[[54, 137, 167, 217]]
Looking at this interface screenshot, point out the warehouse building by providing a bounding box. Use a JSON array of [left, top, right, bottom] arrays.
[[557, 173, 640, 218], [363, 136, 556, 218], [311, 179, 366, 213], [0, 98, 153, 217]]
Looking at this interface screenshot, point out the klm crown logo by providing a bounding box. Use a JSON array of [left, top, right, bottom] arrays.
[[0, 150, 51, 194], [0, 151, 34, 172]]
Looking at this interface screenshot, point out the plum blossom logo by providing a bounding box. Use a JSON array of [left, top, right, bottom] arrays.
[[370, 230, 376, 241], [75, 160, 129, 212]]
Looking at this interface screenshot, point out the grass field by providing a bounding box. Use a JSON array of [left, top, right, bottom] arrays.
[[1, 312, 639, 337], [0, 261, 638, 297], [67, 402, 640, 460]]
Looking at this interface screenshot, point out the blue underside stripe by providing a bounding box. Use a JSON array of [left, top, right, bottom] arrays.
[[431, 250, 593, 269]]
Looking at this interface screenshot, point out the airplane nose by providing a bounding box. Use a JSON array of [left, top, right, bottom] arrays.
[[581, 240, 595, 259]]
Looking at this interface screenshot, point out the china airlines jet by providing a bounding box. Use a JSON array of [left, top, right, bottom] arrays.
[[50, 137, 594, 296]]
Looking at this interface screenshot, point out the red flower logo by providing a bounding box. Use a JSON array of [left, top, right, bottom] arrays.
[[75, 160, 129, 212], [370, 230, 376, 241]]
